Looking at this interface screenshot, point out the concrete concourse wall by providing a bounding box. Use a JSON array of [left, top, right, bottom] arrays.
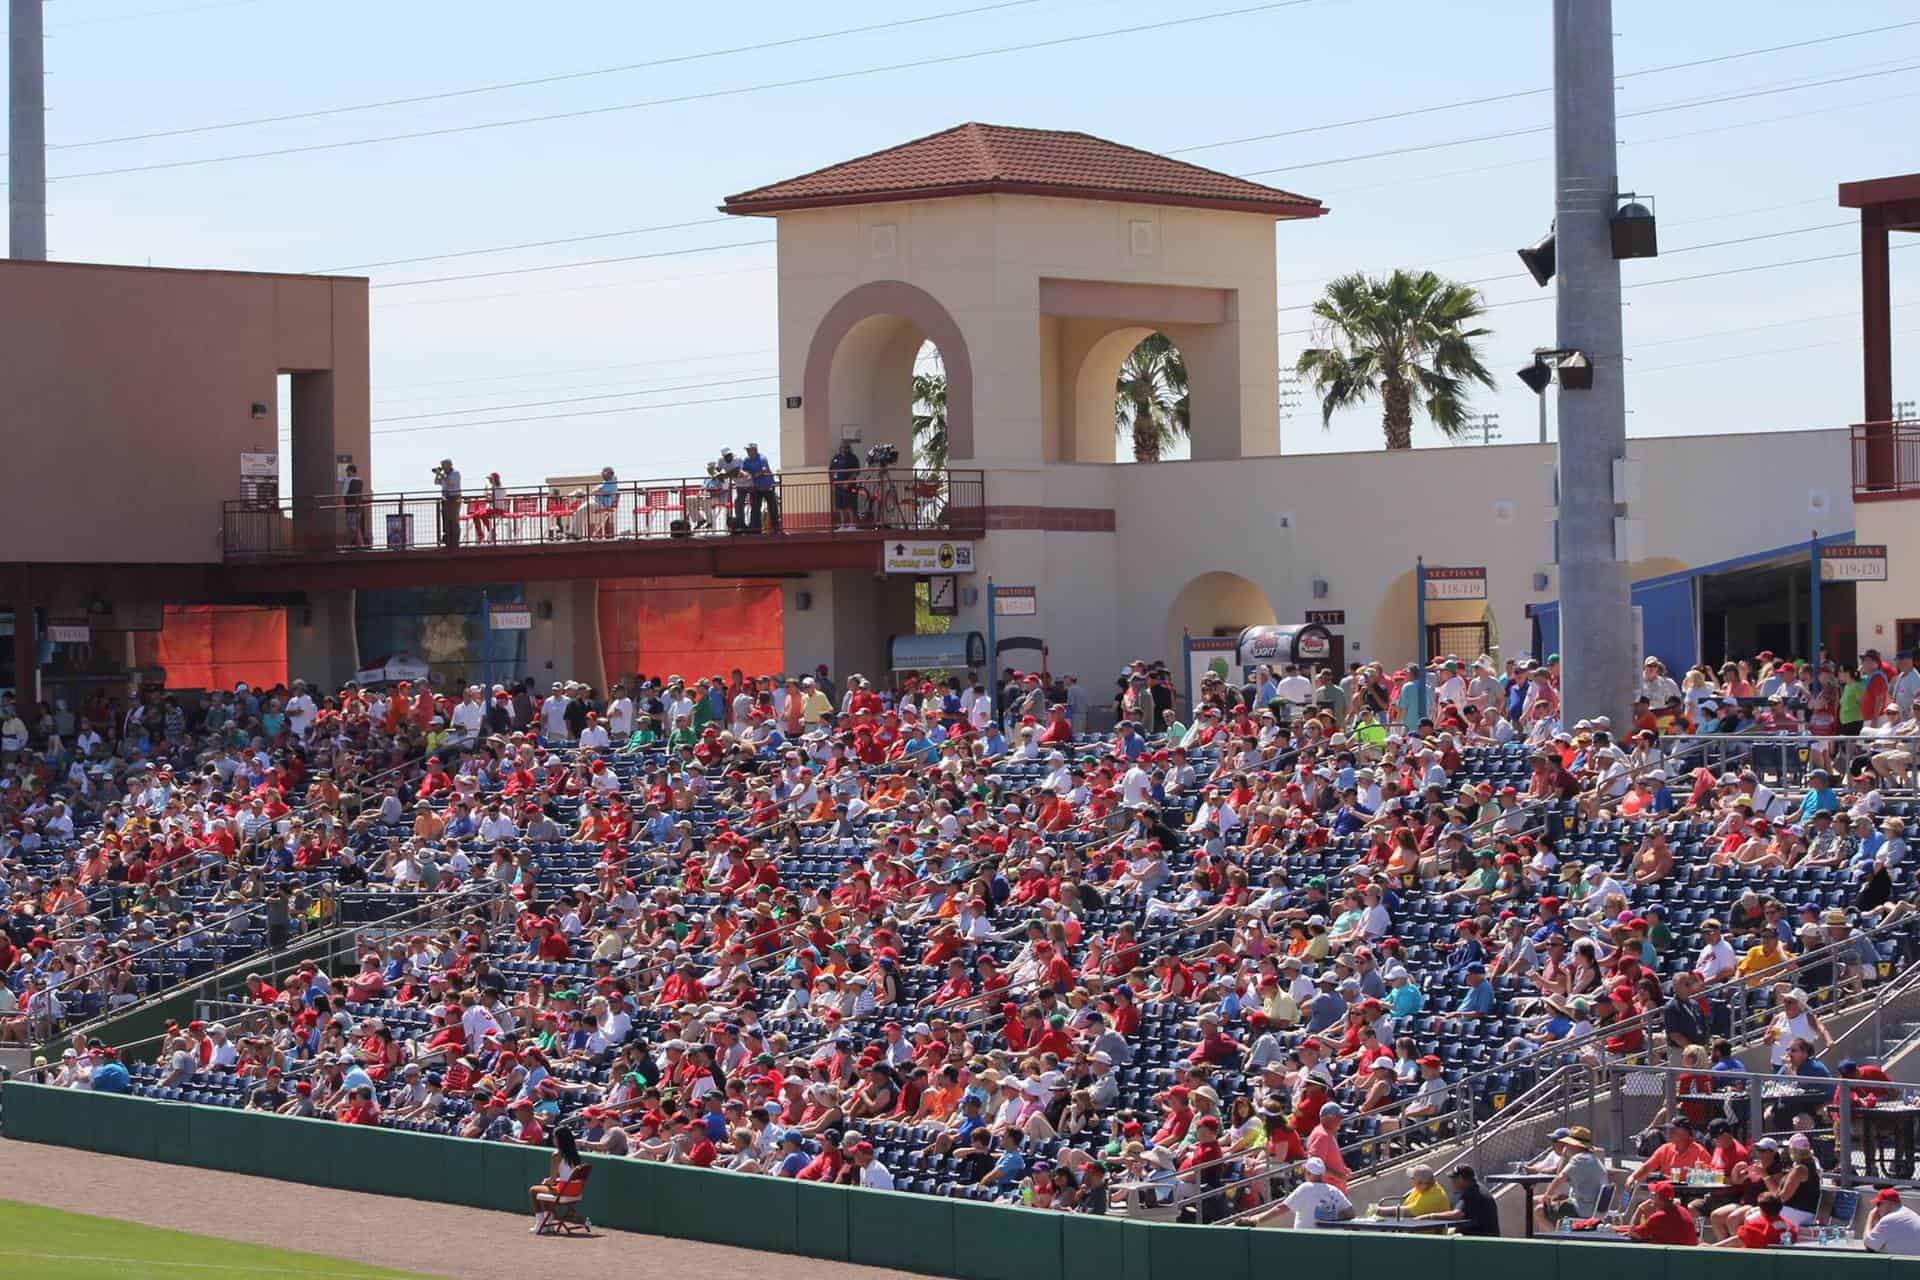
[[1, 1084, 1899, 1280], [0, 260, 370, 565], [941, 429, 1854, 684]]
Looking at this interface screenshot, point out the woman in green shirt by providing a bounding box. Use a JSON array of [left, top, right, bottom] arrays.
[[1838, 663, 1865, 735]]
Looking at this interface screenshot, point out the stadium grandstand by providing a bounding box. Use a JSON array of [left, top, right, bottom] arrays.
[[10, 0, 1920, 1271], [9, 659, 1920, 1250]]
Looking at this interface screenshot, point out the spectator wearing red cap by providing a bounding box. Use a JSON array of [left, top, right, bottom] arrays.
[[1731, 1193, 1800, 1249], [1626, 1181, 1699, 1245], [1866, 1188, 1920, 1255]]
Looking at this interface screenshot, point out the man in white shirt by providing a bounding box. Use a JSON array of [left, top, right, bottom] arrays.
[[1637, 658, 1680, 706], [477, 806, 518, 843], [1435, 661, 1468, 710], [1274, 665, 1313, 711], [284, 680, 317, 740], [605, 687, 635, 737], [206, 1024, 239, 1069], [448, 687, 485, 743], [1693, 919, 1737, 982], [1264, 1157, 1353, 1228], [536, 685, 569, 740], [460, 995, 501, 1053], [850, 1141, 895, 1190], [578, 714, 611, 751], [1866, 1188, 1920, 1255]]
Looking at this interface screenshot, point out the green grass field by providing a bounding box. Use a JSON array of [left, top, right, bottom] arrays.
[[0, 1201, 437, 1279]]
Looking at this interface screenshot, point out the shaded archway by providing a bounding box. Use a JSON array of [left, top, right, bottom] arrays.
[[1056, 323, 1198, 463], [1164, 571, 1277, 669], [802, 280, 974, 468], [1372, 569, 1502, 671]]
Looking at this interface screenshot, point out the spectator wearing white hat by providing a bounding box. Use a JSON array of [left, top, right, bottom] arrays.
[[1258, 1156, 1353, 1229]]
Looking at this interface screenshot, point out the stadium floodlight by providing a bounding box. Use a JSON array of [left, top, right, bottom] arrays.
[[1517, 225, 1556, 288]]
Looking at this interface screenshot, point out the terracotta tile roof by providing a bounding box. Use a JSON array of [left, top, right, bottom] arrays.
[[721, 122, 1323, 220]]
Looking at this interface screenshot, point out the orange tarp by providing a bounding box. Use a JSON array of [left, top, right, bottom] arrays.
[[599, 576, 784, 684], [134, 605, 288, 691]]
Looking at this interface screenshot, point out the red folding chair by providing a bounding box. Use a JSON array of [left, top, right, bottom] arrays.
[[534, 1163, 593, 1236]]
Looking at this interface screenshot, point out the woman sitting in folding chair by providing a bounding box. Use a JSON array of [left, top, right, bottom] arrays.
[[529, 1124, 591, 1235]]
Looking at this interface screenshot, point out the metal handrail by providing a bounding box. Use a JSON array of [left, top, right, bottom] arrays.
[[1851, 419, 1920, 498], [220, 467, 985, 559], [1130, 911, 1908, 1210], [39, 884, 500, 1059]]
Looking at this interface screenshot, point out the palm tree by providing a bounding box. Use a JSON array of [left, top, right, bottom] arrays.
[[912, 370, 949, 473], [1114, 333, 1190, 462], [1295, 269, 1494, 450]]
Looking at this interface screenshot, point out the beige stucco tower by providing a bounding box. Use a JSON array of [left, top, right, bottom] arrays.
[[722, 123, 1325, 681]]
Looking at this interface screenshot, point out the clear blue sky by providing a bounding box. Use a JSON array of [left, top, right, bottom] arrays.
[[11, 0, 1917, 484]]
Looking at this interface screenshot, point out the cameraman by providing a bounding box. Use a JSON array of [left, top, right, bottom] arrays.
[[720, 448, 749, 529], [435, 458, 462, 549], [829, 440, 860, 531], [864, 442, 899, 527], [696, 461, 726, 529]]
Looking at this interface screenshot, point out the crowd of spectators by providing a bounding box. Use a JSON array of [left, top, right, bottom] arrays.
[[11, 648, 1920, 1249]]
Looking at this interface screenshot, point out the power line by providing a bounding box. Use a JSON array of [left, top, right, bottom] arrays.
[[370, 391, 774, 437], [1633, 326, 1920, 375], [371, 373, 779, 423], [37, 0, 1050, 151], [375, 347, 776, 394], [374, 263, 776, 310], [1628, 302, 1912, 350], [324, 62, 1909, 297], [38, 0, 1324, 182], [1169, 18, 1920, 157], [1273, 198, 1834, 287], [1238, 61, 1920, 178], [369, 239, 773, 289], [375, 364, 777, 409], [1279, 222, 1859, 311], [369, 228, 1886, 406], [45, 0, 279, 31], [315, 216, 734, 274], [1621, 242, 1918, 294], [1277, 242, 1920, 339]]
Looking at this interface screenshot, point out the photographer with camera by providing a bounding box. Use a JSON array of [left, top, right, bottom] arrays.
[[434, 458, 462, 549], [719, 448, 749, 531], [829, 440, 860, 531], [696, 460, 726, 529]]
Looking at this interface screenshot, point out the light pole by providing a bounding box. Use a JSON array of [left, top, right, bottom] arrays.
[[9, 0, 46, 260], [1548, 0, 1634, 723]]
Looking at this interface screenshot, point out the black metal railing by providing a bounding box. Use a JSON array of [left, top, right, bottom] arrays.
[[1850, 420, 1920, 499], [221, 468, 984, 560]]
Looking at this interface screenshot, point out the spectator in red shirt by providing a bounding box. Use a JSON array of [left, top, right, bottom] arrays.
[[1628, 1182, 1699, 1246], [334, 1085, 381, 1126], [1840, 1059, 1898, 1109], [1731, 1194, 1800, 1249], [1306, 1103, 1351, 1192], [795, 1129, 846, 1182]]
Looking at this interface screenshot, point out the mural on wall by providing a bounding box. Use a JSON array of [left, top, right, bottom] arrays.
[[356, 585, 527, 689]]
